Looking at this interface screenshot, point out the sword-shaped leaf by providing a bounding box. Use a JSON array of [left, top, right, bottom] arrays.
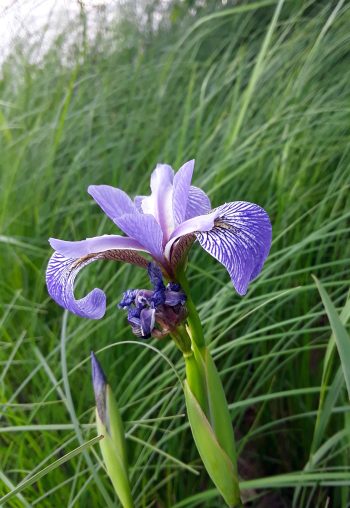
[[184, 380, 242, 508]]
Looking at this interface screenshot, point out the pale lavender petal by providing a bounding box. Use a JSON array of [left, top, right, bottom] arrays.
[[195, 202, 272, 295], [172, 160, 194, 225], [164, 210, 217, 260], [49, 235, 145, 258], [134, 195, 146, 213], [141, 164, 175, 241], [185, 186, 211, 220], [46, 252, 107, 319], [116, 213, 164, 261], [88, 186, 165, 259], [88, 185, 136, 221]]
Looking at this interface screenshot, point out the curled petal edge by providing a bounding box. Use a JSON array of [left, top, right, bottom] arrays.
[[46, 249, 149, 319]]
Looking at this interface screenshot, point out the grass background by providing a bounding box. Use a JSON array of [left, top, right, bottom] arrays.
[[1, 0, 350, 506]]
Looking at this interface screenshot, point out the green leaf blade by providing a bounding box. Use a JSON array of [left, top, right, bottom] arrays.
[[313, 276, 350, 399], [184, 381, 242, 508]]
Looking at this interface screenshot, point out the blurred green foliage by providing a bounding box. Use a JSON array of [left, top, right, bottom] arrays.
[[0, 1, 350, 506]]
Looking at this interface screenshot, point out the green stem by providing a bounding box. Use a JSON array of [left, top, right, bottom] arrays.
[[176, 270, 242, 507], [184, 351, 209, 417], [171, 327, 209, 415], [175, 268, 205, 348]]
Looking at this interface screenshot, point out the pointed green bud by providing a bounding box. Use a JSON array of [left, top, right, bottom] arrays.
[[91, 351, 107, 426], [91, 352, 134, 508]]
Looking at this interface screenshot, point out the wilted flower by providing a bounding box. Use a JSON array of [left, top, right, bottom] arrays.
[[119, 263, 186, 338], [46, 160, 271, 320]]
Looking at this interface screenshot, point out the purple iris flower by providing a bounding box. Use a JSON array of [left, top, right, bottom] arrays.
[[46, 160, 272, 320]]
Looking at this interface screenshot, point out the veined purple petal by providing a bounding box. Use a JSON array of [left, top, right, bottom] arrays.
[[88, 185, 164, 259], [49, 235, 145, 258], [141, 164, 175, 242], [46, 252, 107, 319], [172, 160, 194, 226], [185, 186, 211, 220], [88, 185, 136, 221], [195, 202, 272, 295], [46, 241, 149, 319], [116, 213, 164, 261]]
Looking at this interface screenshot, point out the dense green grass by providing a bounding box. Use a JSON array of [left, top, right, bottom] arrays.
[[1, 0, 350, 506]]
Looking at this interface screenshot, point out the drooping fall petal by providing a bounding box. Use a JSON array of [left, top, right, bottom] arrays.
[[195, 201, 272, 295], [46, 236, 149, 319]]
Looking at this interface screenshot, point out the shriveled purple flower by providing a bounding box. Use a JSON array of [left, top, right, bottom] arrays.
[[119, 263, 186, 339], [46, 160, 272, 319]]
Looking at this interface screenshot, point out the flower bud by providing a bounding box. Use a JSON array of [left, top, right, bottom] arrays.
[[91, 352, 134, 508]]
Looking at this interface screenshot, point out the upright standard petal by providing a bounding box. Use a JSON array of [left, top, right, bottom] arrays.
[[140, 164, 175, 242], [172, 159, 194, 226], [185, 186, 211, 220], [46, 236, 150, 319], [195, 202, 272, 295]]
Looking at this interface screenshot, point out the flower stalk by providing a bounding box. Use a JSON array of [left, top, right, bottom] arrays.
[[176, 275, 242, 508], [91, 353, 134, 508]]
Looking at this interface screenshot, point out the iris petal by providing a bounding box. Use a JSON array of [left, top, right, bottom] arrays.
[[46, 237, 149, 319], [88, 185, 136, 221], [46, 252, 107, 319], [168, 234, 195, 269], [172, 159, 194, 225], [134, 195, 146, 213], [141, 164, 175, 241], [116, 213, 164, 261], [195, 201, 272, 295], [185, 186, 211, 220], [88, 185, 164, 259], [164, 210, 217, 260], [49, 234, 145, 258]]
